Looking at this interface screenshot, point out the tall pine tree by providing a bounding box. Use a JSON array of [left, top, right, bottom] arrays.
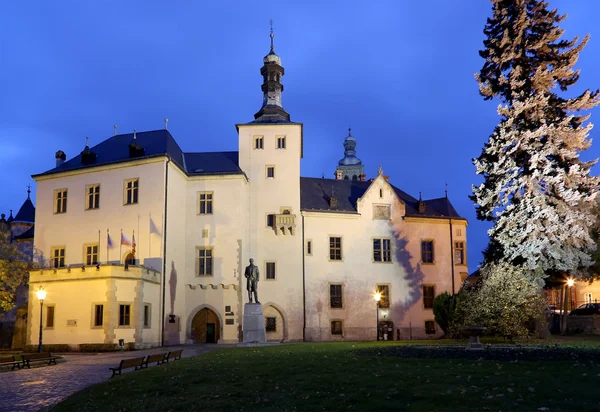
[[472, 0, 600, 277]]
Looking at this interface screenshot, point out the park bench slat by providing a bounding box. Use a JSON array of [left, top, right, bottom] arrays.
[[109, 357, 145, 378], [141, 353, 167, 368], [21, 352, 57, 369], [0, 356, 21, 371], [164, 349, 183, 363]]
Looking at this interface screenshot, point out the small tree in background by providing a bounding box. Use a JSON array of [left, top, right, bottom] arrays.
[[433, 292, 461, 336], [0, 227, 31, 312], [452, 263, 546, 340], [472, 0, 600, 278]]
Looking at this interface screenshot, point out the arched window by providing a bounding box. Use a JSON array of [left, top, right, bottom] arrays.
[[352, 175, 358, 181], [344, 175, 349, 180], [125, 253, 135, 266]]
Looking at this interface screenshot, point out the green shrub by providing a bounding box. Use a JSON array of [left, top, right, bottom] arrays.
[[433, 292, 459, 335]]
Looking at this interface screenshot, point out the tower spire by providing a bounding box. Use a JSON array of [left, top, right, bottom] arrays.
[[270, 19, 274, 52]]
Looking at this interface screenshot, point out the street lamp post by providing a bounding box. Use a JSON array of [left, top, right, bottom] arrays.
[[374, 292, 381, 341], [36, 287, 46, 353]]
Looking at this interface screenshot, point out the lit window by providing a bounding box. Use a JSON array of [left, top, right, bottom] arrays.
[[46, 306, 55, 328], [266, 262, 276, 280], [85, 244, 98, 265], [51, 247, 65, 268], [119, 304, 131, 326], [54, 189, 68, 214], [330, 284, 343, 308], [377, 285, 390, 309], [86, 184, 100, 210], [329, 237, 342, 261], [423, 285, 435, 309], [198, 247, 213, 276], [198, 192, 213, 214], [421, 241, 434, 263], [373, 239, 392, 262], [454, 242, 465, 265], [277, 136, 286, 149], [124, 179, 139, 205]]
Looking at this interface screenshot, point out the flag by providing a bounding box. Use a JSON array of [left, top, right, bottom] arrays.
[[150, 215, 162, 236], [121, 232, 132, 246], [107, 231, 114, 249], [132, 232, 137, 257]]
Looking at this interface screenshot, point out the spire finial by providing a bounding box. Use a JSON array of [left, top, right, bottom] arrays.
[[269, 19, 274, 51], [133, 129, 137, 139], [378, 165, 383, 176], [27, 184, 31, 199], [348, 126, 352, 136], [85, 136, 89, 147], [114, 125, 118, 136], [9, 209, 13, 217], [445, 182, 448, 198], [165, 118, 169, 130], [419, 191, 422, 202]]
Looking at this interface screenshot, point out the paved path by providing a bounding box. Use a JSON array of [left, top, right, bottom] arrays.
[[0, 344, 230, 412]]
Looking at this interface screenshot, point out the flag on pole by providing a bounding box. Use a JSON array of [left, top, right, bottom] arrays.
[[107, 230, 114, 249], [132, 232, 137, 257], [121, 232, 132, 246], [150, 215, 162, 236]]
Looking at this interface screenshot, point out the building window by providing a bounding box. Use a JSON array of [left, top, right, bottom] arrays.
[[86, 184, 100, 210], [266, 317, 277, 332], [119, 304, 131, 326], [266, 166, 275, 179], [330, 284, 343, 308], [277, 136, 286, 149], [198, 192, 213, 214], [143, 304, 151, 328], [421, 240, 434, 263], [456, 228, 462, 237], [423, 285, 435, 309], [197, 247, 213, 276], [85, 244, 99, 265], [266, 214, 275, 227], [54, 189, 67, 214], [266, 262, 276, 280], [454, 242, 465, 265], [94, 304, 103, 327], [585, 293, 593, 304], [51, 247, 65, 268], [377, 284, 390, 309], [254, 136, 264, 149], [331, 320, 343, 335], [306, 239, 312, 256], [373, 239, 392, 262], [329, 237, 342, 261], [46, 306, 55, 328], [425, 320, 436, 335], [124, 179, 139, 205], [379, 188, 383, 198]]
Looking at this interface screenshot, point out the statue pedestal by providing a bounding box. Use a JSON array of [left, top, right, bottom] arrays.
[[243, 303, 266, 344]]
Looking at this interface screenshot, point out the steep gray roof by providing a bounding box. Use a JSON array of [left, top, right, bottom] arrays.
[[13, 198, 35, 223], [33, 130, 242, 178], [13, 225, 34, 240], [301, 177, 465, 219]]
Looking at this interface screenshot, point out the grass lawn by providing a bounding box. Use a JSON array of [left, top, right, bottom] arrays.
[[54, 341, 600, 411]]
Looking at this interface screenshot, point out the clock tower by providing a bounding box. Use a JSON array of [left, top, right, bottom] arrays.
[[254, 25, 290, 121]]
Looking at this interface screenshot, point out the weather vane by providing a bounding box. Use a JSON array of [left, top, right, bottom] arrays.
[[269, 19, 274, 51]]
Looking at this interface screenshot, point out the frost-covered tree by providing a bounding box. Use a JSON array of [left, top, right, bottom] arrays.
[[0, 226, 30, 312], [472, 0, 600, 276]]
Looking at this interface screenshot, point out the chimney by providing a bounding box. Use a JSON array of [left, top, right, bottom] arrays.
[[55, 150, 66, 167], [335, 170, 343, 180], [360, 174, 366, 182]]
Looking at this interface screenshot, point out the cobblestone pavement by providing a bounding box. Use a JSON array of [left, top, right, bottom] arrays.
[[0, 344, 231, 412]]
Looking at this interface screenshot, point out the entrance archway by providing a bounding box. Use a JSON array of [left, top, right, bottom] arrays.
[[190, 308, 221, 343], [263, 302, 287, 342]]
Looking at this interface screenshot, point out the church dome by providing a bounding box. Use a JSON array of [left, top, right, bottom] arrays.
[[264, 50, 281, 65]]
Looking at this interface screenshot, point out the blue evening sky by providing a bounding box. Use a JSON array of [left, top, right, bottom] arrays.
[[1, 1, 599, 268]]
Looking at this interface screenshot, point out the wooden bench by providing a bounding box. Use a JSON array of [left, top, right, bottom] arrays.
[[109, 357, 145, 378], [21, 352, 57, 369], [0, 356, 21, 371], [141, 353, 167, 369], [164, 349, 183, 363]]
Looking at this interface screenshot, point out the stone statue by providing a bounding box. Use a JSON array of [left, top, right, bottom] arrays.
[[244, 258, 260, 304]]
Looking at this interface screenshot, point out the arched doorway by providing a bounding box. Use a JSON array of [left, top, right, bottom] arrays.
[[124, 253, 135, 265], [263, 303, 287, 342], [190, 308, 221, 343]]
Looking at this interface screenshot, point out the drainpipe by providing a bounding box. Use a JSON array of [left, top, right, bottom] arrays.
[[449, 218, 455, 294], [160, 158, 170, 346], [302, 213, 306, 342]]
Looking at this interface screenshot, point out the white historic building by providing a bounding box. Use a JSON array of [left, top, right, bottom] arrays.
[[26, 34, 469, 349]]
